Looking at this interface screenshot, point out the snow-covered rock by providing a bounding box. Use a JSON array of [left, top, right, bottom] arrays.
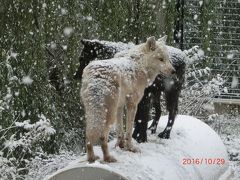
[[46, 115, 232, 180]]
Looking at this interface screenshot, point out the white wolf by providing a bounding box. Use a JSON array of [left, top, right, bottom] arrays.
[[81, 36, 175, 163]]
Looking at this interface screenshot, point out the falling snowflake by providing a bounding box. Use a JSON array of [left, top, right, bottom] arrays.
[[61, 8, 67, 15], [22, 76, 33, 85], [63, 27, 74, 37], [62, 45, 67, 50], [84, 16, 93, 21], [42, 3, 47, 8], [10, 52, 18, 58], [194, 15, 198, 20], [227, 53, 234, 59], [50, 42, 57, 49]]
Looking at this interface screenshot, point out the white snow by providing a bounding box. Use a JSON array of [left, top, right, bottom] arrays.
[[50, 42, 57, 49], [223, 87, 228, 93], [15, 115, 56, 135], [183, 46, 205, 65], [83, 16, 93, 21], [82, 57, 138, 98], [87, 39, 135, 53], [194, 15, 198, 20], [42, 3, 47, 9], [22, 76, 33, 85], [62, 45, 67, 50], [46, 115, 231, 180], [63, 27, 74, 37], [197, 49, 204, 58], [227, 53, 234, 59], [87, 40, 204, 66], [61, 8, 67, 15], [231, 76, 238, 88], [166, 45, 186, 62], [10, 52, 18, 59]]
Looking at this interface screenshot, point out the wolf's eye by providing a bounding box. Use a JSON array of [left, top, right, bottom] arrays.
[[159, 58, 164, 62]]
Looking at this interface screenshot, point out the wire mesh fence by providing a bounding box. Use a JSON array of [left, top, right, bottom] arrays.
[[183, 0, 240, 101]]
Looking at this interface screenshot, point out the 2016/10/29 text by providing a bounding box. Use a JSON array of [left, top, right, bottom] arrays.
[[182, 158, 225, 165]]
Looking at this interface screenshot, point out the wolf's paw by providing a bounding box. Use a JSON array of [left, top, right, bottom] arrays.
[[150, 128, 157, 134], [148, 126, 157, 134], [126, 145, 140, 153], [88, 155, 100, 163], [158, 131, 170, 139], [115, 139, 125, 149], [104, 155, 117, 163]]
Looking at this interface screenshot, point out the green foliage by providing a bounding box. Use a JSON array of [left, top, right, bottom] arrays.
[[0, 0, 178, 178], [163, 0, 177, 44], [1, 2, 86, 176], [81, 0, 173, 44], [199, 0, 217, 53]]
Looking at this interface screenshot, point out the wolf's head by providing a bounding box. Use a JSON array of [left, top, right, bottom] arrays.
[[143, 36, 175, 76]]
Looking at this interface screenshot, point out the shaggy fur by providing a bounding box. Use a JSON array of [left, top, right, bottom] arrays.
[[81, 37, 175, 163], [76, 39, 187, 143]]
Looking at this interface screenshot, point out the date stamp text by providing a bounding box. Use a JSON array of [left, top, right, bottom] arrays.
[[182, 158, 226, 165]]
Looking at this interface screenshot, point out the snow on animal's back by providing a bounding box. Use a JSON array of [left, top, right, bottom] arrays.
[[81, 57, 142, 95], [47, 115, 231, 180], [81, 57, 141, 106], [84, 57, 137, 77]]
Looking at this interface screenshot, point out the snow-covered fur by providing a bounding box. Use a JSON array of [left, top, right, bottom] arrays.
[[81, 37, 175, 163], [74, 39, 134, 79], [77, 39, 205, 142]]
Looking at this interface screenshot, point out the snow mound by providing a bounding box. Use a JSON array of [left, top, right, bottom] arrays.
[[47, 115, 232, 180]]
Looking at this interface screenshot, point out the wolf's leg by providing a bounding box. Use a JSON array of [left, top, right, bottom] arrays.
[[86, 138, 99, 163], [101, 127, 117, 163], [126, 103, 139, 152], [158, 106, 177, 139], [158, 89, 179, 139], [115, 106, 125, 148], [148, 90, 161, 134], [101, 95, 118, 163], [132, 87, 152, 143]]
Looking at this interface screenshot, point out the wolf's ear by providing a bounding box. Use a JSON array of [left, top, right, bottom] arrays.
[[146, 36, 156, 51], [158, 35, 167, 44]]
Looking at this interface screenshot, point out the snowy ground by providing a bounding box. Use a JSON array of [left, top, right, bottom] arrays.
[[222, 135, 240, 180], [42, 115, 233, 180], [24, 115, 240, 180], [207, 115, 240, 180]]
